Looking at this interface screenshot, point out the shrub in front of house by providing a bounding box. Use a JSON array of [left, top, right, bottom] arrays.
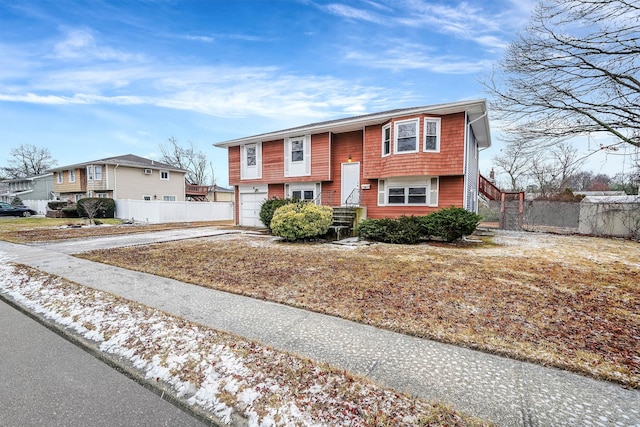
[[356, 216, 424, 244], [419, 207, 482, 242], [77, 198, 116, 218], [259, 197, 296, 230], [270, 202, 333, 241], [61, 206, 79, 218]]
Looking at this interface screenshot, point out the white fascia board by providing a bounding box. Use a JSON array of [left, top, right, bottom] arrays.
[[214, 99, 488, 148]]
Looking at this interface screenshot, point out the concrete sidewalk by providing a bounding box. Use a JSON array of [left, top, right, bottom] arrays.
[[1, 237, 638, 426]]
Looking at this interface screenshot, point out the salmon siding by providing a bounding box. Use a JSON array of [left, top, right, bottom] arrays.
[[217, 100, 490, 225]]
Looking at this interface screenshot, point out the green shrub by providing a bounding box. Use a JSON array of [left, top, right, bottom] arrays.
[[259, 197, 296, 230], [420, 207, 482, 242], [11, 196, 23, 206], [357, 216, 424, 244], [77, 198, 116, 218], [270, 202, 333, 241], [61, 206, 79, 218]]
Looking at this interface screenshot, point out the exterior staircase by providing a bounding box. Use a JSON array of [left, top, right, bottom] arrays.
[[479, 174, 525, 231], [329, 207, 357, 240]]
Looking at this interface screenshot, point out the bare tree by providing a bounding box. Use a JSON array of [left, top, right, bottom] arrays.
[[1, 144, 57, 178], [159, 137, 214, 186], [529, 142, 586, 197], [79, 199, 103, 225], [484, 0, 640, 154], [493, 141, 533, 191]]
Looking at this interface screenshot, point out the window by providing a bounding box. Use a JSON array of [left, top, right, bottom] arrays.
[[241, 143, 262, 179], [57, 172, 63, 183], [291, 140, 304, 162], [382, 124, 391, 156], [284, 136, 311, 177], [246, 145, 257, 166], [424, 118, 440, 152], [394, 119, 419, 153], [87, 166, 94, 180], [69, 169, 76, 183], [163, 195, 176, 201], [95, 166, 102, 180], [143, 195, 152, 201], [379, 177, 439, 206], [97, 193, 107, 198], [292, 190, 314, 201], [74, 194, 83, 202], [160, 171, 169, 180]]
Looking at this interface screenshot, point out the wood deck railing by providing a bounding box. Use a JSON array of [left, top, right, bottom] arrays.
[[185, 184, 209, 196], [479, 174, 502, 201]]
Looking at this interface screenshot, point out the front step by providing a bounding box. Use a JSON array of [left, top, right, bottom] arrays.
[[329, 207, 357, 239]]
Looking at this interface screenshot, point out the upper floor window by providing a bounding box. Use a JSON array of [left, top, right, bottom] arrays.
[[285, 136, 311, 177], [241, 142, 262, 180], [424, 118, 441, 152], [69, 169, 76, 183], [88, 165, 103, 181], [394, 119, 419, 153], [57, 172, 63, 184], [160, 170, 169, 180], [382, 124, 391, 156]]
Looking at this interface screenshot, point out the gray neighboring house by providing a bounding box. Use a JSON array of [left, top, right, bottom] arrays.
[[0, 173, 55, 202]]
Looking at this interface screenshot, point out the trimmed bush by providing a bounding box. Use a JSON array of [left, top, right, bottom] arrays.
[[259, 197, 296, 230], [420, 207, 482, 242], [357, 216, 424, 244], [270, 202, 333, 241], [61, 206, 79, 218], [77, 198, 116, 219]]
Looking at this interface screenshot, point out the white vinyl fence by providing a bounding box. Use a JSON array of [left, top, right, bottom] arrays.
[[21, 200, 49, 215], [115, 199, 234, 223], [22, 199, 234, 223]]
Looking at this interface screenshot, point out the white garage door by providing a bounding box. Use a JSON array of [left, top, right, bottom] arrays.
[[239, 192, 267, 227]]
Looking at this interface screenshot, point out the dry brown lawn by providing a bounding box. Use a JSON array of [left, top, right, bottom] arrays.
[[0, 218, 234, 243], [77, 231, 640, 388]]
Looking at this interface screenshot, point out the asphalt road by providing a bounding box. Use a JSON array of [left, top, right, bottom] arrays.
[[0, 300, 206, 427]]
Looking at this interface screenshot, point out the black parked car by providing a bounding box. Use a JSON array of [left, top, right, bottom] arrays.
[[0, 202, 38, 217]]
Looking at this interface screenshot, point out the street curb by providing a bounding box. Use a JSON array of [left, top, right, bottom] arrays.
[[0, 292, 246, 427]]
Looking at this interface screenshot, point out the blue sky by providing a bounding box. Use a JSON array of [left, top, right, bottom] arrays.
[[0, 0, 630, 187]]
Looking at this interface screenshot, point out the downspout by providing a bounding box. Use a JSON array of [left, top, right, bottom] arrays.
[[113, 164, 119, 199], [467, 111, 489, 213]]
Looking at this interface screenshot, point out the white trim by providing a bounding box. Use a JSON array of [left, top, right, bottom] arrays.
[[394, 118, 419, 154], [284, 135, 311, 177], [381, 176, 439, 207], [381, 123, 391, 157], [160, 170, 170, 180], [423, 117, 441, 152], [214, 99, 490, 148], [240, 142, 262, 180], [68, 169, 76, 183]]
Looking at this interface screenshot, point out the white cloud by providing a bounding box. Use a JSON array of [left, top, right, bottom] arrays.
[[52, 27, 144, 62]]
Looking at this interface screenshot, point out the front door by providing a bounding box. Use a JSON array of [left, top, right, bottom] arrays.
[[341, 162, 360, 206]]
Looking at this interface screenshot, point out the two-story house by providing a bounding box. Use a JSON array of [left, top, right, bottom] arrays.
[[0, 173, 54, 202], [49, 154, 188, 202], [214, 99, 491, 227]]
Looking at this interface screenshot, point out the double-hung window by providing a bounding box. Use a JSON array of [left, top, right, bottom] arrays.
[[57, 172, 63, 184], [94, 166, 103, 180], [284, 136, 311, 177], [378, 177, 439, 206], [394, 119, 419, 153], [241, 142, 262, 179], [424, 118, 440, 152], [69, 169, 76, 183], [160, 170, 169, 180], [382, 124, 391, 156]]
